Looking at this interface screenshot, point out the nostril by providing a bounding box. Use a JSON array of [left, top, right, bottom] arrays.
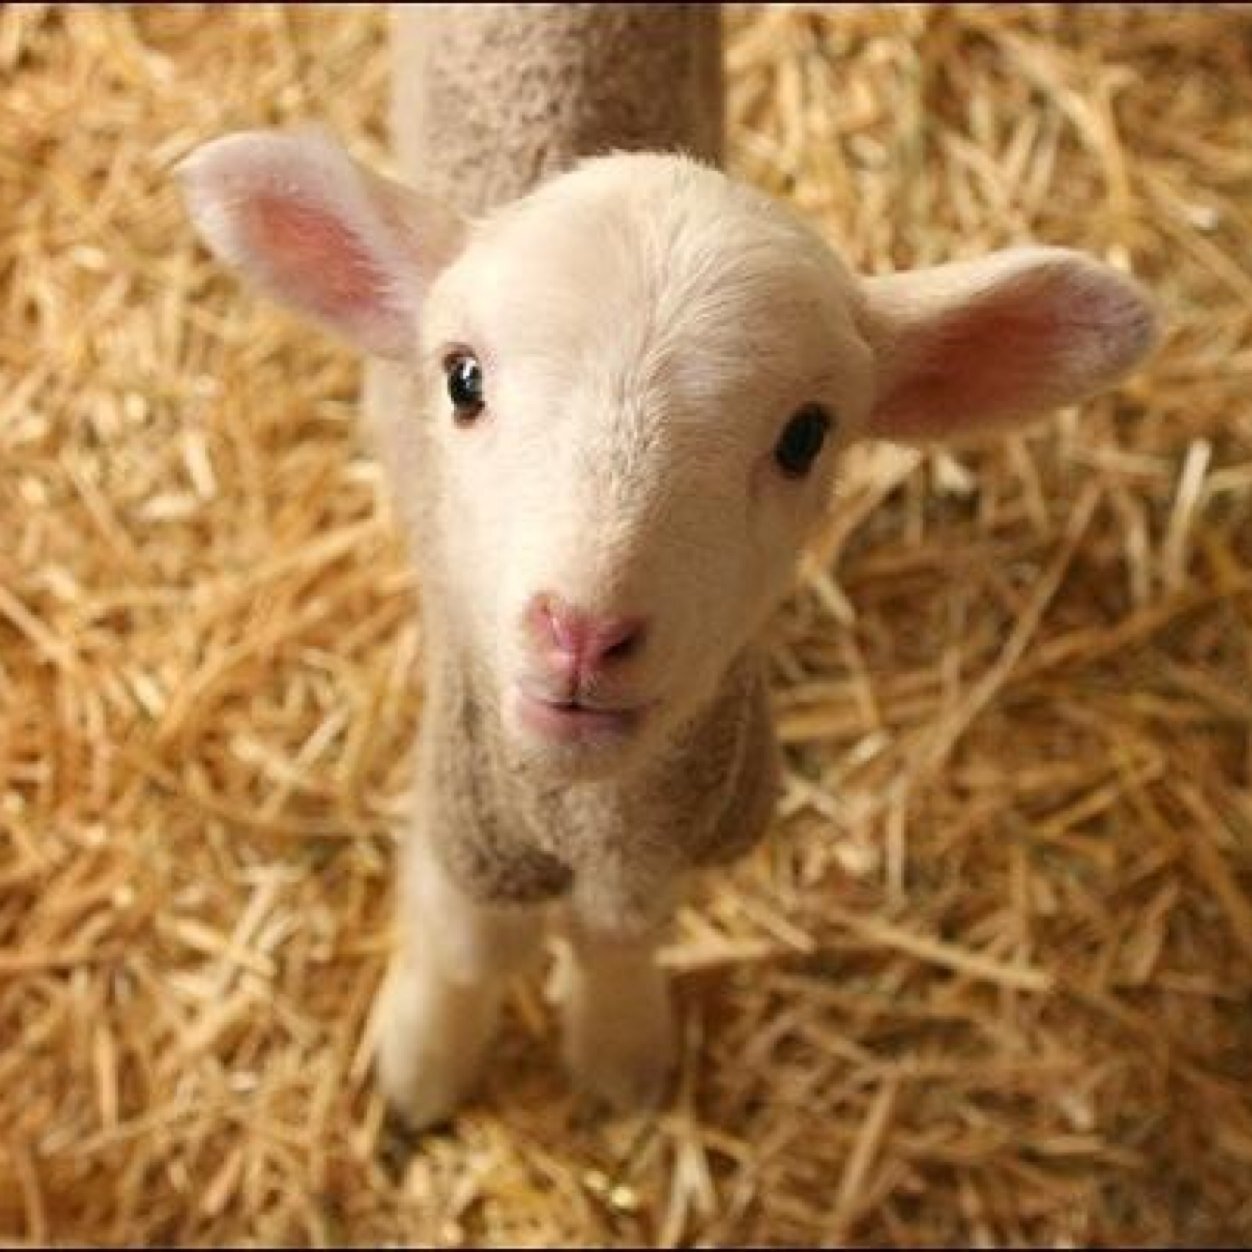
[[593, 617, 647, 665], [601, 625, 643, 662]]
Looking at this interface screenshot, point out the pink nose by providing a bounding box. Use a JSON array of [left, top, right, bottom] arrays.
[[529, 592, 647, 677]]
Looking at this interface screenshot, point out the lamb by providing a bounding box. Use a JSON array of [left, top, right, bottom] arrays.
[[177, 7, 1158, 1132]]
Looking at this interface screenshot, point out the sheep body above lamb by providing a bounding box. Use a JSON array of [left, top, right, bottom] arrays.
[[179, 130, 1156, 1129]]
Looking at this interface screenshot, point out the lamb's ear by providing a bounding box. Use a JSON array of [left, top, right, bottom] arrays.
[[176, 130, 465, 359], [858, 247, 1158, 442]]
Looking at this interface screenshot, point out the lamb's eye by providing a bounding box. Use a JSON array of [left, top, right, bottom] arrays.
[[774, 404, 832, 478], [445, 352, 484, 423]]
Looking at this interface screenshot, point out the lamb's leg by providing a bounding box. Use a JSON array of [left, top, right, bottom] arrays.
[[376, 833, 543, 1130], [560, 910, 677, 1113]]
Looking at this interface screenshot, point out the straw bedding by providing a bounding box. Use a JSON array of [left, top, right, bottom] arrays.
[[2, 3, 1251, 1245]]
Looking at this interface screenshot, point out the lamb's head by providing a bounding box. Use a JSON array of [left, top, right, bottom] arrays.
[[179, 132, 1157, 777]]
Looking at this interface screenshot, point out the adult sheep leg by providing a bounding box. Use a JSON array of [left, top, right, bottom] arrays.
[[377, 827, 544, 1131]]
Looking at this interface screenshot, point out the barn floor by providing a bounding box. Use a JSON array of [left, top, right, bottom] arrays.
[[3, 4, 1251, 1245]]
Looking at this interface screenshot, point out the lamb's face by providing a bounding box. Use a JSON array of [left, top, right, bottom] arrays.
[[179, 133, 1157, 780], [417, 159, 875, 774]]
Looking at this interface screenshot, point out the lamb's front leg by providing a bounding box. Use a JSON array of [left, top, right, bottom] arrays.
[[376, 832, 543, 1131], [559, 871, 683, 1113]]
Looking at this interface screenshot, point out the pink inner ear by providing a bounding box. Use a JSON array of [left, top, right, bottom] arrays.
[[876, 293, 1074, 439], [242, 194, 384, 321]]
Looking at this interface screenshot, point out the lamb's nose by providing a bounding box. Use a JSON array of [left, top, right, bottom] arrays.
[[529, 592, 648, 675]]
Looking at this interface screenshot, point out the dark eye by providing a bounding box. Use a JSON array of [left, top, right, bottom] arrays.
[[445, 351, 484, 423], [774, 404, 832, 478]]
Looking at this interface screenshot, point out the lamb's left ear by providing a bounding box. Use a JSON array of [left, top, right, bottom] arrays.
[[858, 247, 1159, 442], [176, 130, 465, 359]]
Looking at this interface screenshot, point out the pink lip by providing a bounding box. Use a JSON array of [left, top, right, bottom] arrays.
[[515, 689, 644, 745]]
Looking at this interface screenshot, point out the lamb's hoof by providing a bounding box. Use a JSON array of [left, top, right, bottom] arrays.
[[562, 984, 676, 1114], [568, 1032, 675, 1113], [374, 965, 499, 1133], [377, 1044, 479, 1134]]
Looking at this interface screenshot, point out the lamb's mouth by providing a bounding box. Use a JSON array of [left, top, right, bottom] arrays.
[[514, 688, 647, 745]]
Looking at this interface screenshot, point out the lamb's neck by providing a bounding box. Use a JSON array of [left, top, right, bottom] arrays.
[[389, 3, 723, 215]]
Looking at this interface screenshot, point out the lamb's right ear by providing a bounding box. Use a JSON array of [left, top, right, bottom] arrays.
[[176, 130, 465, 359]]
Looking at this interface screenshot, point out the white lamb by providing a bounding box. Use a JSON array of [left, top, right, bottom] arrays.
[[178, 127, 1156, 1129]]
